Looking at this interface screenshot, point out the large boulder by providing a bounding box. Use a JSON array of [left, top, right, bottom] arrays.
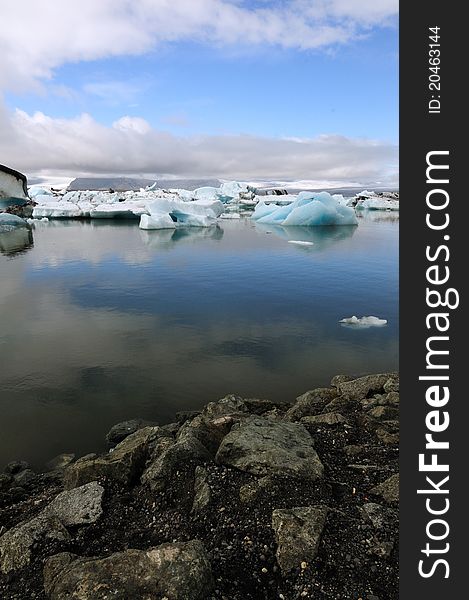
[[43, 540, 213, 600], [284, 388, 338, 421], [141, 436, 211, 493], [272, 506, 329, 572], [215, 417, 324, 480], [105, 418, 157, 447], [338, 373, 399, 401], [0, 482, 104, 574], [64, 426, 159, 489]]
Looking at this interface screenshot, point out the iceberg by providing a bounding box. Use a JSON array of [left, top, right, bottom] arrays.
[[0, 212, 30, 232], [192, 187, 220, 202], [0, 164, 28, 200], [139, 213, 176, 230], [139, 197, 224, 230], [351, 190, 399, 211], [28, 186, 54, 198], [89, 203, 145, 219], [339, 316, 388, 328], [356, 197, 399, 211], [32, 202, 83, 219], [252, 192, 358, 227]]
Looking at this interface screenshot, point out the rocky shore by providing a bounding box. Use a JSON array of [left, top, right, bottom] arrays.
[[0, 372, 399, 599]]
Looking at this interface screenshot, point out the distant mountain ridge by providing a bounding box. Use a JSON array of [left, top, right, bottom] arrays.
[[68, 177, 222, 192]]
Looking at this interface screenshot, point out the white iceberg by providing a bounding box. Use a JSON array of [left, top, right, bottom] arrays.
[[139, 213, 176, 230], [32, 202, 83, 219], [351, 190, 399, 211], [252, 191, 358, 227], [89, 203, 146, 219], [28, 186, 54, 198], [287, 240, 314, 246], [339, 316, 388, 328], [356, 197, 399, 211], [140, 197, 224, 230], [192, 187, 220, 202]]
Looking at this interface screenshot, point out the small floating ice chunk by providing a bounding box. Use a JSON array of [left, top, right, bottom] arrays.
[[288, 240, 314, 246], [339, 316, 388, 328]]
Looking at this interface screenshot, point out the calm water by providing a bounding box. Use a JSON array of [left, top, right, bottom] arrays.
[[0, 213, 398, 468]]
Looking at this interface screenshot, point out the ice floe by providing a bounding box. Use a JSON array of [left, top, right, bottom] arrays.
[[139, 197, 224, 229], [0, 213, 30, 232], [251, 191, 358, 227], [339, 316, 388, 328], [288, 240, 314, 246], [348, 191, 399, 211]]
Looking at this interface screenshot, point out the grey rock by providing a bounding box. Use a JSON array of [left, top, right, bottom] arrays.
[[177, 413, 232, 456], [13, 468, 36, 487], [175, 410, 201, 424], [338, 373, 399, 401], [368, 406, 399, 421], [0, 514, 69, 574], [323, 395, 357, 413], [330, 374, 354, 388], [106, 418, 157, 447], [216, 417, 324, 480], [384, 391, 400, 407], [192, 466, 211, 513], [43, 540, 213, 600], [301, 413, 348, 426], [0, 482, 104, 574], [383, 377, 399, 393], [64, 426, 160, 489], [142, 436, 211, 492], [284, 388, 338, 421], [45, 453, 76, 472], [46, 481, 104, 526], [370, 474, 399, 504], [202, 394, 249, 420], [5, 460, 29, 475], [0, 473, 12, 490], [272, 506, 328, 572], [375, 426, 399, 446]]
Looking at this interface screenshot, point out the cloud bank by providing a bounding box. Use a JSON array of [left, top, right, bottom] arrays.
[[0, 106, 397, 184], [0, 1, 398, 184]]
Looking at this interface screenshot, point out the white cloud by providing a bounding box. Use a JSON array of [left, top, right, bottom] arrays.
[[0, 0, 398, 92], [0, 105, 397, 184]]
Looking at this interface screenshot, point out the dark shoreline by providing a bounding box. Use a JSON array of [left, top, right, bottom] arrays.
[[1, 372, 399, 599]]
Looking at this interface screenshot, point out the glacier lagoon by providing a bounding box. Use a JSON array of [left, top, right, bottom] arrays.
[[0, 213, 398, 468]]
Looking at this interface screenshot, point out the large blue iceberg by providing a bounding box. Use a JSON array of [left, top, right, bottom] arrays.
[[251, 191, 358, 227]]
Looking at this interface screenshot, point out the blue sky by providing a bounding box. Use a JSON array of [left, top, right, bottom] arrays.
[[0, 0, 398, 185]]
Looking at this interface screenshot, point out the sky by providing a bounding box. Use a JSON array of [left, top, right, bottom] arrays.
[[0, 0, 398, 186]]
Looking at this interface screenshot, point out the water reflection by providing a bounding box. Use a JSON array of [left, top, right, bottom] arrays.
[[140, 225, 224, 249], [0, 218, 398, 468], [0, 227, 34, 256], [254, 222, 357, 250]]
